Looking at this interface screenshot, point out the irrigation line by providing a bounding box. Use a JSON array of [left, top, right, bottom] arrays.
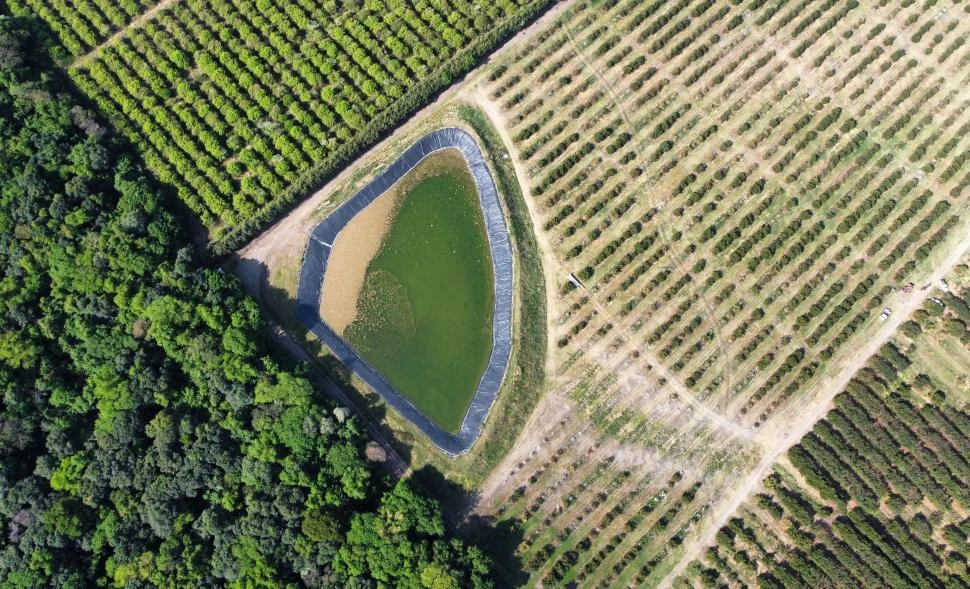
[[70, 0, 185, 68], [645, 3, 970, 434], [556, 2, 930, 426], [558, 17, 741, 434], [719, 12, 970, 423], [566, 18, 738, 398], [545, 1, 900, 435], [765, 196, 970, 432], [501, 4, 762, 443], [484, 1, 970, 583], [547, 8, 793, 437]]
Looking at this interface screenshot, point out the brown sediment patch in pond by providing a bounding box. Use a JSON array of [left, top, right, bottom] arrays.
[[320, 189, 400, 334], [320, 148, 468, 334]]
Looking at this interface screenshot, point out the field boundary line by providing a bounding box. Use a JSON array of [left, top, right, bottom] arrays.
[[71, 0, 181, 69], [559, 20, 747, 437]]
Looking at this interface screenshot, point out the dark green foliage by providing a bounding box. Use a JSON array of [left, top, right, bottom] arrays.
[[697, 347, 970, 588], [19, 0, 555, 252], [899, 320, 923, 338], [0, 19, 490, 587]]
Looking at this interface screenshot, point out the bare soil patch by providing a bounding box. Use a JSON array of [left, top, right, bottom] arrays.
[[321, 190, 400, 334]]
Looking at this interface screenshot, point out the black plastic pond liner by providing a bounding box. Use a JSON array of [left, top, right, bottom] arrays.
[[296, 128, 514, 456]]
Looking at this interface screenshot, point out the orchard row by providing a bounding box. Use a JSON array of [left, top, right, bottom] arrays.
[[13, 0, 549, 246]]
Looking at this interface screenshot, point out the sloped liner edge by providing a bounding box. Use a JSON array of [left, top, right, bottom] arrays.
[[296, 128, 514, 457]]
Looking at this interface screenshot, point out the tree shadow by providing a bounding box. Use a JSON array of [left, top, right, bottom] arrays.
[[413, 464, 527, 585], [464, 511, 528, 585], [413, 464, 476, 519]]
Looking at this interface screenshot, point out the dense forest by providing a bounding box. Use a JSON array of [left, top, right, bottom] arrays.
[[0, 15, 491, 587]]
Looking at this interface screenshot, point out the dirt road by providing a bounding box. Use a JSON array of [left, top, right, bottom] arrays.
[[236, 0, 579, 299], [659, 222, 970, 586], [71, 0, 181, 68]]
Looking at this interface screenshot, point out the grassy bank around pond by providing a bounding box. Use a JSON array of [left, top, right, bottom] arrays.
[[377, 105, 548, 491]]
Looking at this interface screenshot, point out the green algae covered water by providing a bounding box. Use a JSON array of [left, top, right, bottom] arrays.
[[343, 152, 494, 433]]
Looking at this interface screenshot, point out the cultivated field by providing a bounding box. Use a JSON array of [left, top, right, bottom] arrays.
[[11, 0, 552, 247], [681, 263, 970, 587], [467, 0, 970, 585], [25, 0, 970, 584]]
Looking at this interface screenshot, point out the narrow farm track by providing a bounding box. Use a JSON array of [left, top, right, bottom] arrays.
[[555, 21, 747, 434], [759, 209, 970, 438], [661, 214, 970, 585], [468, 87, 565, 381], [918, 335, 968, 383], [684, 262, 970, 587], [583, 291, 760, 443], [236, 0, 581, 291], [71, 0, 178, 68]]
